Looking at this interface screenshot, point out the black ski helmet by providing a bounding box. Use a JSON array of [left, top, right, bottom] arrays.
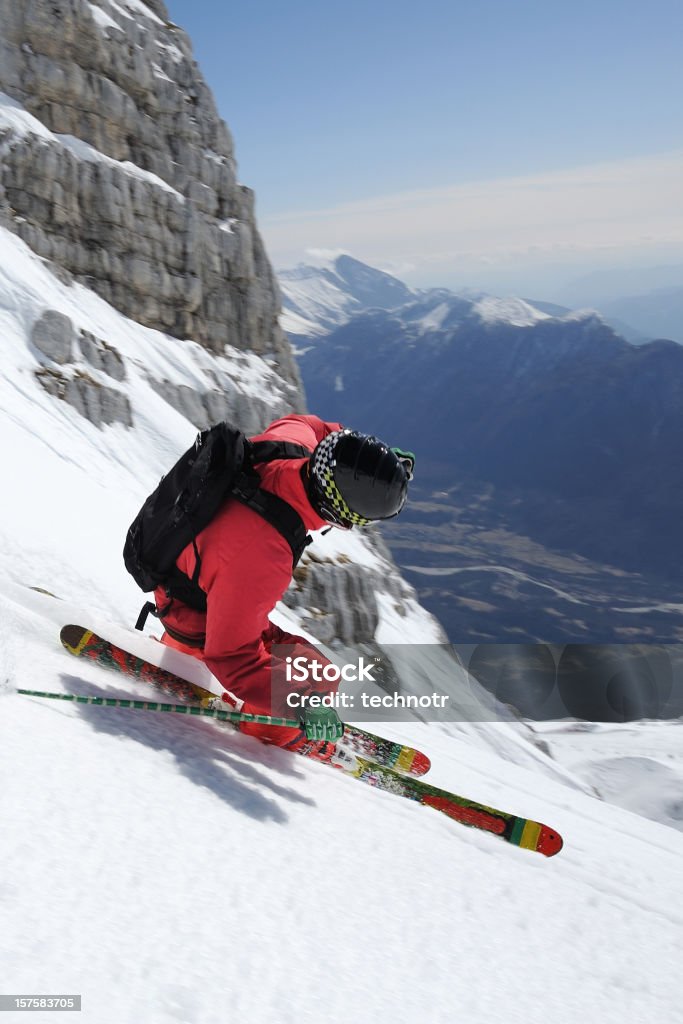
[[308, 430, 415, 528]]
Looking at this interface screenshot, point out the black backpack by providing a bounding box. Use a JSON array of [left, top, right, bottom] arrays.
[[123, 422, 312, 627]]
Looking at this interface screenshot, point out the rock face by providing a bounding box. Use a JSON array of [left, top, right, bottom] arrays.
[[0, 0, 300, 389], [0, 1, 442, 655], [283, 544, 428, 647]]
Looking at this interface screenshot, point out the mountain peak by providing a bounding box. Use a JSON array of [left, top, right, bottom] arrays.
[[330, 254, 415, 309], [278, 253, 415, 338]]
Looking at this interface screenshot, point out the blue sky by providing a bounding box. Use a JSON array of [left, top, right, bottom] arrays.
[[165, 0, 683, 296]]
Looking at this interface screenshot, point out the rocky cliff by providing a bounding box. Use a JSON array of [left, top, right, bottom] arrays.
[[0, 0, 299, 391], [0, 0, 450, 656]]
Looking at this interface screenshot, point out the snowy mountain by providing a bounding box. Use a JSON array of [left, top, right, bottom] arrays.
[[277, 254, 596, 343], [2, 7, 683, 1022], [279, 253, 415, 339], [302, 301, 683, 579], [0, 243, 681, 1007], [4, 117, 673, 1024], [282, 258, 683, 642]]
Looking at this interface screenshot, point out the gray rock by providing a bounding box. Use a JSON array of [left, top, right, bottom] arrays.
[[31, 309, 74, 364], [5, 0, 429, 651], [0, 0, 302, 392], [146, 377, 281, 433], [300, 613, 338, 646], [288, 560, 380, 644], [35, 367, 132, 427], [78, 330, 126, 381], [35, 366, 67, 399]]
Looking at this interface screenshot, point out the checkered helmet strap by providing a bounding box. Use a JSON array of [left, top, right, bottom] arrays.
[[309, 431, 372, 527]]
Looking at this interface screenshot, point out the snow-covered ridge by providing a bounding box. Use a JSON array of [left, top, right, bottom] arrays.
[[278, 254, 606, 343], [473, 295, 551, 327], [0, 219, 288, 445], [279, 269, 360, 337], [279, 254, 416, 337]]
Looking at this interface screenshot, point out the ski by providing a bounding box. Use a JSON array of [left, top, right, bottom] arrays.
[[59, 625, 430, 777], [350, 758, 563, 857], [58, 624, 563, 856]]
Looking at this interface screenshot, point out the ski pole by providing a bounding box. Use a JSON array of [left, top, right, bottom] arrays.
[[17, 689, 300, 729]]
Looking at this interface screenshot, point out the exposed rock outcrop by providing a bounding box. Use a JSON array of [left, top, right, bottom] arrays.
[[146, 378, 289, 433], [31, 309, 74, 364], [36, 365, 133, 427], [0, 0, 300, 389], [0, 0, 443, 653], [32, 310, 133, 426], [284, 531, 430, 647]]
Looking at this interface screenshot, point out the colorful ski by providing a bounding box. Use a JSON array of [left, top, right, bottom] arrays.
[[59, 625, 430, 777], [350, 758, 563, 856], [59, 624, 563, 856]]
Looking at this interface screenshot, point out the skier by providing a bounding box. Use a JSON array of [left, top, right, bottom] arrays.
[[151, 414, 414, 756]]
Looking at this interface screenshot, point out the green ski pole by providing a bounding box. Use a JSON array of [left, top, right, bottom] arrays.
[[17, 688, 300, 729]]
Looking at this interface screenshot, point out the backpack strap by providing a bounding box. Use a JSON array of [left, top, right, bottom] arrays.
[[236, 437, 313, 565], [249, 440, 311, 464], [151, 439, 313, 620], [231, 469, 312, 567]]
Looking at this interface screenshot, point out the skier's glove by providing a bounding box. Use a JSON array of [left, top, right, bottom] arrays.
[[300, 705, 344, 742]]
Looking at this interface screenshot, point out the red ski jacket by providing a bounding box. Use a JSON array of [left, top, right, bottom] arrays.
[[156, 414, 342, 737]]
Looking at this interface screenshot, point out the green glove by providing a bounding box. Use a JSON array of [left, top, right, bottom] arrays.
[[300, 705, 344, 742]]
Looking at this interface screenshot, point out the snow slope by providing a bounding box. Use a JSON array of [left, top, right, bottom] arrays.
[[278, 265, 358, 337], [532, 719, 683, 833], [0, 226, 682, 1024], [2, 585, 683, 1024]]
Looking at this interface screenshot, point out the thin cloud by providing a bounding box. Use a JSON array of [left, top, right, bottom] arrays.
[[264, 151, 683, 278]]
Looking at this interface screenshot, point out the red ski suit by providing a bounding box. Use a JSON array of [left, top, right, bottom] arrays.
[[156, 414, 343, 748]]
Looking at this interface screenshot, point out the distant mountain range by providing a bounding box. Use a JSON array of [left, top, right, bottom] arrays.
[[280, 254, 682, 345], [278, 256, 683, 643], [597, 288, 683, 345], [560, 264, 683, 345]]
